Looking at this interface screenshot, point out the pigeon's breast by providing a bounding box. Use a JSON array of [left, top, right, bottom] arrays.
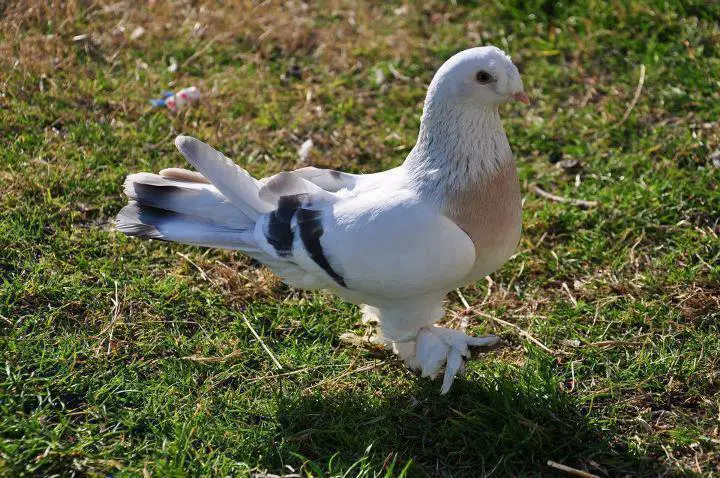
[[443, 161, 522, 283]]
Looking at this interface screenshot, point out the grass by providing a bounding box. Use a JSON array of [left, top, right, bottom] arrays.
[[1, 0, 719, 476]]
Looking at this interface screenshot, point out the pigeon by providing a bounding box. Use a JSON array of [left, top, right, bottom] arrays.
[[115, 46, 528, 393]]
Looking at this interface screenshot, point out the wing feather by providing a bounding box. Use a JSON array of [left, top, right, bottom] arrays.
[[174, 136, 273, 220]]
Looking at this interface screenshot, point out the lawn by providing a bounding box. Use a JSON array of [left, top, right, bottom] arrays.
[[1, 0, 719, 476]]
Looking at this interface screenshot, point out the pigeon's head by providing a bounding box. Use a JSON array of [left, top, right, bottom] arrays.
[[428, 46, 528, 108]]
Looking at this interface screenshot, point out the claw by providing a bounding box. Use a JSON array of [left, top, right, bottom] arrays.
[[441, 348, 464, 394]]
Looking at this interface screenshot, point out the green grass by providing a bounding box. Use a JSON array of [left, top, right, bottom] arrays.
[[1, 0, 719, 476]]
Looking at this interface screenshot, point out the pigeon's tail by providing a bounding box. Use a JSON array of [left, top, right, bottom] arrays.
[[115, 136, 279, 252], [115, 171, 262, 252]]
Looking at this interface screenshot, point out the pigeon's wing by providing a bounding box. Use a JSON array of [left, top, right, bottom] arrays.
[[319, 188, 476, 298], [255, 183, 476, 298], [258, 171, 334, 204], [261, 166, 391, 193], [249, 172, 346, 289], [287, 166, 360, 192]]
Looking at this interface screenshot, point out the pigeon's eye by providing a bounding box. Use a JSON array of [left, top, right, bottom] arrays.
[[475, 70, 492, 84]]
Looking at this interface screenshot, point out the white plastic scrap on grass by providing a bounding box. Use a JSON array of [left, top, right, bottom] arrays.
[[150, 86, 201, 112], [298, 138, 314, 162]]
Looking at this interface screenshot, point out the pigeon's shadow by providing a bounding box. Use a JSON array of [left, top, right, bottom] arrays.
[[271, 359, 665, 477]]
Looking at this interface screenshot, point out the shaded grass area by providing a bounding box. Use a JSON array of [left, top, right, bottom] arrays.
[[1, 0, 719, 476]]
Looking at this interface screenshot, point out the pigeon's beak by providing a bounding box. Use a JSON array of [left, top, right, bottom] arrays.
[[513, 91, 530, 105]]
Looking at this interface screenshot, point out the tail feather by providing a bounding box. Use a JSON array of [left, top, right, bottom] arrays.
[[115, 135, 328, 290], [174, 136, 273, 221], [115, 135, 277, 253], [159, 167, 210, 184], [123, 173, 252, 229], [115, 202, 259, 251]]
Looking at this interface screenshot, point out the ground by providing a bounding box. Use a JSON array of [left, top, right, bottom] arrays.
[[1, 1, 719, 476]]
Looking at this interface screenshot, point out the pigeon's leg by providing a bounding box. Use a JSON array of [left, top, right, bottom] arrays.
[[394, 326, 499, 394]]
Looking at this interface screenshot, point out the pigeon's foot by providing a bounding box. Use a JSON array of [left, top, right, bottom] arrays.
[[392, 326, 499, 394]]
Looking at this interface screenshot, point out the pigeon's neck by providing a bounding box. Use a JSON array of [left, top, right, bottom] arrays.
[[403, 100, 513, 206]]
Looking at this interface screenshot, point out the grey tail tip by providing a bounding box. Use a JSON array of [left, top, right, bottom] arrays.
[[114, 202, 164, 240], [114, 216, 161, 240], [117, 222, 162, 239], [174, 135, 200, 154]]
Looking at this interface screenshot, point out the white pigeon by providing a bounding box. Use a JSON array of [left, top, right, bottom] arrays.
[[116, 46, 529, 393]]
